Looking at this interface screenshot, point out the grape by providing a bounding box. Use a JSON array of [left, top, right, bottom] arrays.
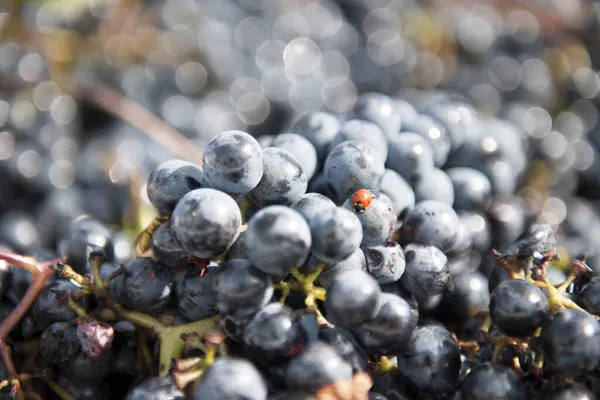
[[318, 326, 368, 372], [151, 222, 192, 269], [247, 205, 311, 276], [57, 217, 114, 274], [386, 132, 434, 186], [345, 92, 402, 139], [33, 278, 89, 329], [400, 244, 450, 297], [125, 377, 184, 400], [363, 242, 406, 284], [329, 119, 388, 162], [446, 167, 493, 211], [201, 130, 263, 194], [290, 192, 336, 225], [290, 111, 341, 163], [247, 147, 308, 207], [324, 141, 385, 201], [176, 266, 218, 321], [213, 259, 273, 319], [243, 302, 305, 366], [379, 169, 415, 218], [401, 113, 450, 167], [285, 342, 353, 393], [400, 200, 460, 252], [461, 363, 524, 400], [39, 322, 79, 363], [352, 292, 418, 355], [309, 207, 362, 264], [191, 358, 268, 400], [146, 159, 204, 216], [343, 190, 396, 246], [171, 188, 241, 259], [325, 269, 382, 327], [311, 248, 367, 288], [396, 325, 461, 395], [489, 279, 547, 338], [271, 133, 318, 180], [439, 270, 490, 319], [413, 168, 455, 206]]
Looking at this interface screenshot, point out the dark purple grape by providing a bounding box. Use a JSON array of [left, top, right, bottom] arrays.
[[386, 132, 434, 186], [541, 309, 600, 374], [110, 257, 174, 315], [33, 278, 88, 329], [290, 111, 341, 163], [243, 302, 305, 366], [171, 188, 241, 259], [343, 190, 396, 246], [363, 242, 405, 284], [247, 205, 311, 276], [446, 167, 493, 211], [59, 350, 111, 383], [247, 147, 308, 207], [176, 266, 218, 321], [345, 92, 402, 139], [396, 325, 461, 395], [213, 259, 273, 319], [312, 248, 367, 288], [310, 207, 362, 264], [461, 363, 524, 400], [489, 279, 547, 338], [324, 141, 385, 201], [400, 200, 460, 252], [272, 133, 318, 180], [318, 326, 368, 373], [290, 193, 336, 225], [400, 244, 450, 297], [125, 377, 184, 400], [57, 217, 114, 274], [352, 292, 418, 356], [146, 159, 204, 216], [401, 113, 450, 167], [285, 342, 353, 393], [151, 223, 193, 269], [325, 269, 382, 327], [191, 358, 267, 400], [413, 168, 454, 206], [202, 130, 263, 194], [39, 322, 79, 363], [380, 169, 414, 218], [330, 119, 388, 162], [581, 277, 600, 315]]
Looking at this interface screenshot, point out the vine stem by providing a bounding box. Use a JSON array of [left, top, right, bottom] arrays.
[[76, 84, 203, 165]]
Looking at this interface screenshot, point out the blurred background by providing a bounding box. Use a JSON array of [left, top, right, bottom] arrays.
[[2, 0, 600, 274]]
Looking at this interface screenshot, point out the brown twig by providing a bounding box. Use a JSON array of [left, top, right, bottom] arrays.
[[76, 84, 203, 165]]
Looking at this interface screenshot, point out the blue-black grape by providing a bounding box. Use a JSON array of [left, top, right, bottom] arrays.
[[201, 130, 263, 194], [401, 113, 450, 167], [541, 309, 600, 374], [343, 190, 396, 246], [33, 278, 88, 329], [400, 244, 450, 297], [489, 279, 547, 338], [363, 242, 405, 284], [309, 207, 362, 264], [379, 169, 415, 218], [191, 358, 268, 400], [461, 363, 524, 400], [396, 325, 461, 395], [446, 167, 493, 211], [386, 132, 434, 186], [330, 119, 388, 162], [285, 341, 353, 393], [311, 248, 367, 288], [290, 192, 336, 225], [110, 257, 174, 315], [39, 322, 79, 363], [176, 266, 218, 321], [324, 141, 385, 201], [345, 92, 402, 139], [352, 292, 418, 356], [439, 270, 490, 319], [325, 269, 382, 327], [213, 258, 273, 319], [400, 200, 460, 252], [581, 277, 600, 315], [290, 111, 341, 163], [243, 302, 305, 366], [146, 159, 204, 216], [413, 168, 455, 206], [151, 222, 193, 269], [271, 133, 318, 180], [247, 147, 308, 207], [57, 216, 114, 274], [171, 188, 241, 259], [318, 326, 369, 373], [246, 205, 311, 276]]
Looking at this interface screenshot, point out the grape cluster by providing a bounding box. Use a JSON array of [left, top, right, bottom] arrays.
[[2, 0, 600, 399]]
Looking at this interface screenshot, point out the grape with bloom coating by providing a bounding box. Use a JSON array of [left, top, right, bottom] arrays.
[[400, 243, 450, 297], [324, 141, 385, 201], [330, 119, 388, 162], [325, 269, 382, 327], [191, 358, 268, 400], [290, 111, 341, 163], [202, 130, 263, 194], [344, 190, 396, 246], [309, 207, 362, 264], [171, 188, 241, 259], [400, 200, 460, 253], [146, 159, 204, 216], [290, 192, 336, 225], [247, 205, 311, 276], [386, 132, 435, 186], [271, 133, 318, 180]]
